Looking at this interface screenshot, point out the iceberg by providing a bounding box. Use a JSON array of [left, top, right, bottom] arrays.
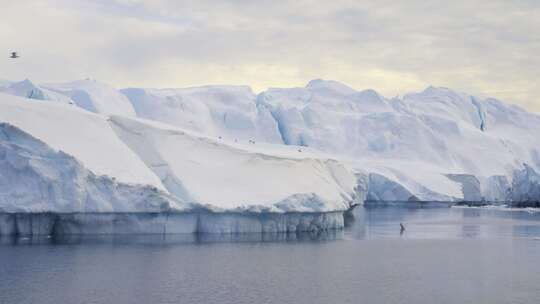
[[0, 91, 360, 234], [2, 77, 540, 234]]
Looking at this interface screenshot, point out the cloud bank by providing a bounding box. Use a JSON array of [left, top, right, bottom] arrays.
[[1, 0, 539, 111]]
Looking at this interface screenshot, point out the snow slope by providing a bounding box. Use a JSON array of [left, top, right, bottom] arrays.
[[0, 93, 165, 190], [0, 79, 74, 105], [0, 92, 359, 214], [121, 86, 282, 143], [120, 79, 540, 202], [43, 79, 136, 117], [109, 115, 358, 212], [2, 77, 540, 211]]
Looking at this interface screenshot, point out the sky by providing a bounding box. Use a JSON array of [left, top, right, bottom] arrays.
[[1, 0, 539, 112]]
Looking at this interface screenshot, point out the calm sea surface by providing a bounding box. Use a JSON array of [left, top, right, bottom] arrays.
[[1, 205, 540, 304]]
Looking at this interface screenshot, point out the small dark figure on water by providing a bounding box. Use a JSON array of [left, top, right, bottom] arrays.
[[400, 223, 405, 235]]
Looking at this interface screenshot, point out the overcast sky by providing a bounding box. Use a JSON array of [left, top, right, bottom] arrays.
[[1, 0, 539, 111]]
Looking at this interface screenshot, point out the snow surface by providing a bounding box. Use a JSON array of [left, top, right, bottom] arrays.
[[118, 79, 540, 202], [109, 115, 357, 212], [122, 79, 540, 202], [43, 79, 136, 117], [0, 79, 73, 105], [255, 81, 540, 201], [0, 91, 359, 214], [121, 85, 282, 143], [0, 93, 164, 190]]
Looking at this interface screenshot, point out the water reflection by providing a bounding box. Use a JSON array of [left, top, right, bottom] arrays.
[[2, 205, 540, 246], [0, 229, 344, 246], [347, 204, 540, 240]]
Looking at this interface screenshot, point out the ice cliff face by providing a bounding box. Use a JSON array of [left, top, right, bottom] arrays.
[[0, 123, 186, 213], [510, 165, 540, 206]]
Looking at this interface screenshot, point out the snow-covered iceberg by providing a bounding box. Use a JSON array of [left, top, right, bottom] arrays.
[[1, 77, 540, 234], [119, 80, 540, 203], [255, 81, 540, 202], [0, 91, 360, 234]]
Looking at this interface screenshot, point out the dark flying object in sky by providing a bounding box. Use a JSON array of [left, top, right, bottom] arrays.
[[10, 52, 19, 58]]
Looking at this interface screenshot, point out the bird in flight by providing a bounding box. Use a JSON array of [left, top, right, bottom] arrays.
[[10, 52, 19, 58]]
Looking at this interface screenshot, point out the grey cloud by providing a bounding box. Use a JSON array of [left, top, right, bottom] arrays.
[[0, 0, 538, 111]]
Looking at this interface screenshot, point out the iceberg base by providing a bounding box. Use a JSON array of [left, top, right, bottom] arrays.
[[0, 211, 345, 235]]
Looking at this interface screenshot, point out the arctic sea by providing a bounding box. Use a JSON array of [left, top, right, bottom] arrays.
[[1, 205, 540, 304]]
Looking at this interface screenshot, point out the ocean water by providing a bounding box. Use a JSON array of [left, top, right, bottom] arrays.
[[1, 205, 540, 304]]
